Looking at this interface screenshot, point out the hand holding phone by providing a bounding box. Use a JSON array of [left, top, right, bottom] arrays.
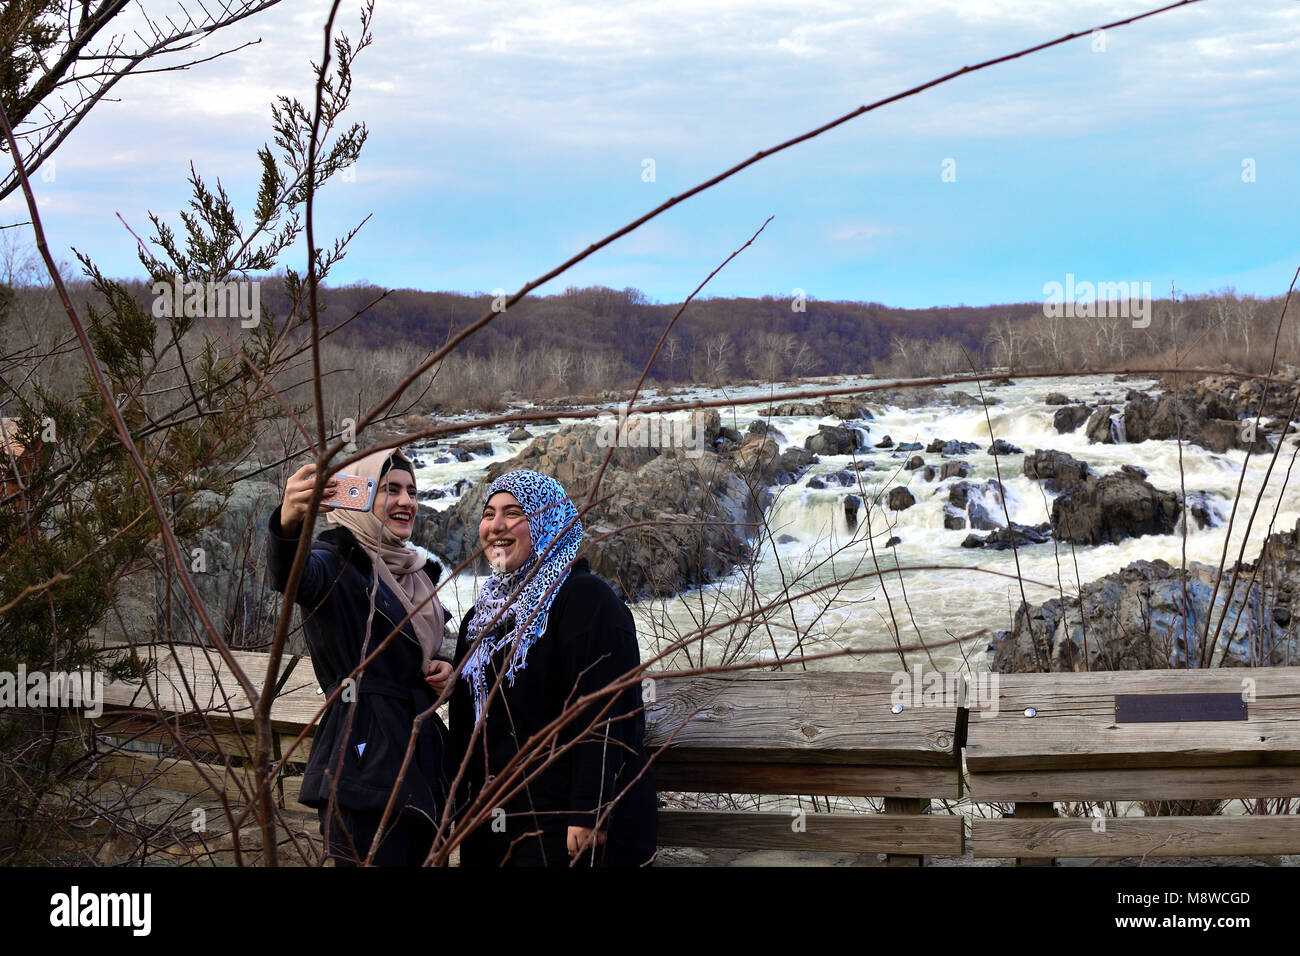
[[280, 465, 373, 535]]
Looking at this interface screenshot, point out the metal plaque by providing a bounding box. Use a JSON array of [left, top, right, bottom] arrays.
[[1114, 692, 1247, 723]]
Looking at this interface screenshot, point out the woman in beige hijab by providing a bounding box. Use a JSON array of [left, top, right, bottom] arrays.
[[268, 448, 455, 866]]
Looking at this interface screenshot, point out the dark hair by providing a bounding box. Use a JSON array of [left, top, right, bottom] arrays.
[[379, 454, 414, 481]]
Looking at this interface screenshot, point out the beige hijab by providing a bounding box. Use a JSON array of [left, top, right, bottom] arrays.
[[325, 448, 446, 665]]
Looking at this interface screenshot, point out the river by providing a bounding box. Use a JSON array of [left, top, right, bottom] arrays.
[[412, 374, 1300, 675]]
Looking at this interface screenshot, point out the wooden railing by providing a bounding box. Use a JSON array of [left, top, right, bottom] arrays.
[[88, 644, 1300, 864]]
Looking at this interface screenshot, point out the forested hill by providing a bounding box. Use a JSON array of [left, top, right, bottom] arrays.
[[301, 283, 1043, 381]]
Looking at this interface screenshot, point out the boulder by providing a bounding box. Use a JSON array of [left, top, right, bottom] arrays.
[[454, 440, 493, 457], [1044, 392, 1069, 405], [692, 409, 723, 444], [1053, 404, 1093, 434], [887, 487, 916, 511], [804, 424, 864, 456], [747, 420, 787, 444], [988, 439, 1023, 456], [942, 507, 967, 531], [927, 439, 981, 456], [1050, 471, 1180, 546], [507, 427, 533, 442], [1084, 405, 1117, 444], [964, 522, 1052, 550], [948, 482, 972, 510], [968, 501, 1002, 531], [1022, 450, 1091, 489], [939, 460, 970, 481], [779, 446, 818, 475], [826, 398, 871, 420], [875, 436, 894, 449], [844, 494, 861, 526], [904, 455, 925, 471]]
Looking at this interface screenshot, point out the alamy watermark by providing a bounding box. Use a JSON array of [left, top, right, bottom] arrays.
[[891, 668, 1000, 718], [0, 666, 104, 718], [1042, 273, 1152, 329], [595, 403, 705, 458], [50, 886, 150, 936], [151, 274, 261, 328]]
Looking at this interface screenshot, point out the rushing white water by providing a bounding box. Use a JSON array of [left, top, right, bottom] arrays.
[[416, 375, 1300, 675]]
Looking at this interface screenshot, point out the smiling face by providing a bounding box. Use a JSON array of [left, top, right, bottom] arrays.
[[479, 491, 533, 573], [373, 467, 418, 540]]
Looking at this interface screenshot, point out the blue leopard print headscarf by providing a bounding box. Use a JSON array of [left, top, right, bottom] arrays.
[[462, 470, 583, 721]]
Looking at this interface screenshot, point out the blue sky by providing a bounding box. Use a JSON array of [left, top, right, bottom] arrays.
[[5, 0, 1298, 308]]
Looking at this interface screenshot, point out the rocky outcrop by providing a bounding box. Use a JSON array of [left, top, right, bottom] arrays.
[[415, 421, 784, 598], [113, 477, 289, 652], [804, 424, 866, 456], [866, 387, 996, 409], [992, 521, 1300, 671], [926, 439, 981, 456], [825, 397, 872, 420], [1023, 450, 1091, 491], [1156, 374, 1300, 423], [961, 523, 1051, 550], [761, 398, 873, 421], [1087, 386, 1274, 454], [763, 401, 823, 417], [1049, 470, 1180, 545]]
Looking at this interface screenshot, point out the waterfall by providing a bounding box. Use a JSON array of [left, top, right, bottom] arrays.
[[1109, 412, 1127, 444]]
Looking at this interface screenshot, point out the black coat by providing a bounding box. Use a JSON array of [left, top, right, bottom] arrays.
[[449, 558, 657, 866], [265, 511, 453, 822]]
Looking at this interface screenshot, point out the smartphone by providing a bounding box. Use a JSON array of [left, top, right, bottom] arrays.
[[320, 474, 376, 511]]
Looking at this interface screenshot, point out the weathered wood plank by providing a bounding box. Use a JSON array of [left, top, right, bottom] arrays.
[[93, 714, 314, 763], [970, 766, 1300, 802], [972, 815, 1300, 858], [647, 673, 961, 767], [653, 760, 961, 798], [101, 752, 313, 814], [658, 809, 964, 855], [967, 667, 1300, 772], [100, 643, 335, 731]]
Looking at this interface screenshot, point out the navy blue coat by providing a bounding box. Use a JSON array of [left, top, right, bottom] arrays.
[[265, 511, 453, 823], [449, 559, 657, 866]]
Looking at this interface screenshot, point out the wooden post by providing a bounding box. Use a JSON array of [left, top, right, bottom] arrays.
[[884, 796, 927, 866], [1012, 801, 1055, 866]]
